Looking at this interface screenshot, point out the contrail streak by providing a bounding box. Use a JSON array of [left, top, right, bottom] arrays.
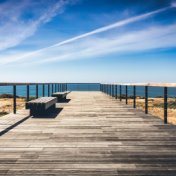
[[3, 5, 173, 64]]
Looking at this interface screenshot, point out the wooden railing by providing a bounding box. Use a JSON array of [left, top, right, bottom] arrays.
[[1, 82, 175, 124], [0, 83, 67, 114], [100, 83, 176, 124], [0, 83, 100, 114]]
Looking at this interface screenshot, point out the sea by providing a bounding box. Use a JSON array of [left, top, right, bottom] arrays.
[[0, 83, 176, 98]]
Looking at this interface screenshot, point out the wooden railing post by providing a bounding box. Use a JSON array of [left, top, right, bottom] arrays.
[[65, 83, 67, 91], [107, 84, 109, 95], [133, 86, 136, 108], [43, 84, 45, 97], [52, 84, 54, 94], [13, 85, 16, 114], [112, 84, 114, 97], [108, 84, 111, 96], [48, 84, 50, 96], [120, 85, 122, 101], [107, 84, 108, 95], [126, 85, 128, 104], [111, 84, 113, 97], [36, 84, 38, 98], [55, 84, 56, 93], [61, 83, 63, 92], [145, 86, 148, 114], [164, 87, 168, 124], [27, 85, 29, 102], [115, 85, 118, 99]]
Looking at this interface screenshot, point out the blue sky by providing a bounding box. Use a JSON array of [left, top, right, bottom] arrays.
[[0, 0, 176, 83]]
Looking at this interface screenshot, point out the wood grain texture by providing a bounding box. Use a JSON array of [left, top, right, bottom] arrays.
[[0, 91, 176, 175]]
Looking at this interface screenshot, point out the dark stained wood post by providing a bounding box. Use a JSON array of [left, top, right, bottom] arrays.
[[107, 84, 108, 95], [133, 86, 136, 108], [126, 85, 128, 104], [164, 87, 168, 124], [26, 85, 29, 102], [112, 84, 114, 97], [13, 85, 16, 114], [54, 84, 55, 93], [36, 84, 38, 98], [145, 86, 148, 114], [115, 85, 118, 99], [60, 84, 62, 92], [43, 84, 45, 97], [120, 85, 122, 101], [61, 84, 63, 92], [57, 84, 59, 92], [48, 84, 50, 97], [109, 84, 111, 96], [111, 84, 112, 96], [110, 84, 112, 96], [52, 84, 54, 94]]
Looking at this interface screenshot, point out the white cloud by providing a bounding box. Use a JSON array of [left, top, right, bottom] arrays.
[[0, 3, 175, 65], [171, 1, 176, 7], [1, 24, 176, 65], [0, 0, 74, 51]]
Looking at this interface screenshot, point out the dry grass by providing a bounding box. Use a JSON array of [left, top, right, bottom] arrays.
[[0, 98, 26, 116], [128, 97, 176, 125]]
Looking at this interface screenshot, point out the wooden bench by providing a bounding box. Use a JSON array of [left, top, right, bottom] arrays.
[[26, 97, 57, 117], [52, 91, 70, 102]]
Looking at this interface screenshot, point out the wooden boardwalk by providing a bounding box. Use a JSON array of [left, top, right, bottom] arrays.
[[0, 91, 176, 175]]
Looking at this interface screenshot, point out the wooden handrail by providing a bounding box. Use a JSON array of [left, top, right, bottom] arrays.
[[102, 83, 176, 88]]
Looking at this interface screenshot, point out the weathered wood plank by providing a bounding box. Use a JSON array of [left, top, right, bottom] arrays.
[[0, 91, 176, 175]]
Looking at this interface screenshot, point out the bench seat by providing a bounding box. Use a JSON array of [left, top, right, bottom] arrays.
[[26, 97, 57, 117], [52, 91, 70, 102]]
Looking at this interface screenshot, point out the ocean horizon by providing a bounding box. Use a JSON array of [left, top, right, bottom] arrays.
[[0, 83, 176, 98]]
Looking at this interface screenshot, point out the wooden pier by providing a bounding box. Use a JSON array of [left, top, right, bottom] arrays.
[[0, 91, 176, 175]]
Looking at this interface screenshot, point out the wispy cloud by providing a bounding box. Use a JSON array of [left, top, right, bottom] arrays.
[[171, 1, 176, 7], [0, 0, 75, 51], [0, 3, 175, 65], [26, 24, 176, 64]]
